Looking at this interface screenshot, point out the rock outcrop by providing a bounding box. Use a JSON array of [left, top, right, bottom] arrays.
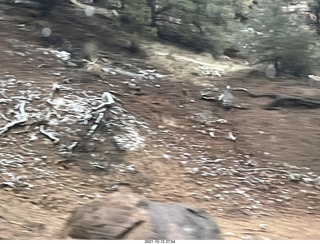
[[62, 193, 222, 240]]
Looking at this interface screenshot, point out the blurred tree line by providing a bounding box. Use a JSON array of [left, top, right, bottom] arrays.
[[116, 0, 320, 76], [38, 0, 320, 76], [238, 0, 320, 76]]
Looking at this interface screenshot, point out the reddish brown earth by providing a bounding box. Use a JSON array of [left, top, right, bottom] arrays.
[[0, 7, 320, 240]]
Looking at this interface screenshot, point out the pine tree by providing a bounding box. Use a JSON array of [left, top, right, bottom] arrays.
[[238, 0, 319, 76], [155, 0, 238, 55], [120, 0, 154, 35]]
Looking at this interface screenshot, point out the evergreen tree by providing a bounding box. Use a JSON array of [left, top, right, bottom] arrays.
[[232, 0, 254, 22], [120, 0, 155, 36], [238, 0, 319, 76], [153, 0, 239, 56]]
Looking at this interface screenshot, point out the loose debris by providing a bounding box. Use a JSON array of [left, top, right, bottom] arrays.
[[0, 41, 169, 182]]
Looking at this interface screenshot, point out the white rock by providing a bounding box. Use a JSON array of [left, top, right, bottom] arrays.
[[228, 132, 236, 141], [260, 224, 268, 229], [265, 64, 276, 78]]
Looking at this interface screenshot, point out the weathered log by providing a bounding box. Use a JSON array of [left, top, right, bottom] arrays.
[[266, 96, 320, 109], [202, 87, 320, 110], [230, 88, 320, 109]]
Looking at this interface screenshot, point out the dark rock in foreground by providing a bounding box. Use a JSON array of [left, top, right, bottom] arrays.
[[62, 193, 221, 240]]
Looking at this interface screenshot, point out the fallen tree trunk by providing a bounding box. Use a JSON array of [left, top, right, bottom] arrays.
[[202, 87, 320, 110], [266, 95, 320, 109], [230, 88, 320, 109]]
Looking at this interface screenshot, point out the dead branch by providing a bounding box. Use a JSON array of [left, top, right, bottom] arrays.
[[92, 92, 115, 110], [238, 167, 288, 174], [69, 0, 118, 19], [86, 112, 104, 137], [0, 112, 10, 121], [0, 119, 27, 135], [39, 125, 60, 144], [229, 87, 278, 98], [0, 98, 11, 103], [0, 102, 28, 135], [68, 142, 79, 152]]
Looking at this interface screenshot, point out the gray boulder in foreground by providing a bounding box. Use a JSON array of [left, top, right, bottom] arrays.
[[61, 193, 221, 240]]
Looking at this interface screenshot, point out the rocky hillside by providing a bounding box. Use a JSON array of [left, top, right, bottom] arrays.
[[0, 0, 320, 240]]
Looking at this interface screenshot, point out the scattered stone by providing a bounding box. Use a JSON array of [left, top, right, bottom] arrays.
[[126, 165, 135, 171], [163, 154, 170, 159], [204, 195, 211, 201], [228, 132, 236, 141], [216, 119, 228, 124], [260, 224, 268, 229], [241, 235, 252, 240]]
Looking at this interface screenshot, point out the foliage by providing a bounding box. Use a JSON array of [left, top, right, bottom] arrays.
[[153, 0, 240, 56], [238, 0, 319, 76], [83, 41, 99, 60], [89, 1, 251, 56], [120, 0, 155, 36], [232, 0, 253, 22], [126, 34, 143, 53]]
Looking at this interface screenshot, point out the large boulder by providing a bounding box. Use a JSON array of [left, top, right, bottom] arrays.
[[62, 193, 222, 240]]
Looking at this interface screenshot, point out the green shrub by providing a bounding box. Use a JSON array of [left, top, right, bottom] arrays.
[[238, 0, 319, 76]]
